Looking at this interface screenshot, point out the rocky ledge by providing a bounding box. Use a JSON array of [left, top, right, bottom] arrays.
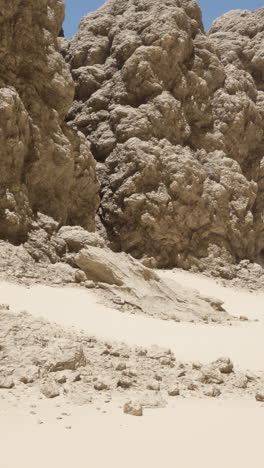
[[1, 305, 263, 414]]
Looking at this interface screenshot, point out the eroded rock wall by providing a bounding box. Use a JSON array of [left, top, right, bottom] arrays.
[[0, 0, 99, 243], [63, 0, 264, 269], [209, 8, 264, 264]]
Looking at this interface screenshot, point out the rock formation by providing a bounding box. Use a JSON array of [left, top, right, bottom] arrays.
[[0, 225, 231, 324], [1, 0, 264, 277], [209, 8, 264, 266], [0, 0, 100, 243], [62, 1, 264, 270]]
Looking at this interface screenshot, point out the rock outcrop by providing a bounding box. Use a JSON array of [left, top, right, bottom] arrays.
[[0, 229, 232, 324], [0, 0, 99, 243], [208, 8, 264, 266], [1, 307, 263, 406], [62, 0, 264, 269], [74, 243, 229, 322]]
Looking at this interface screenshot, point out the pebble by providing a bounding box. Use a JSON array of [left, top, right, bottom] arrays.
[[40, 380, 60, 399], [168, 386, 180, 396], [255, 393, 264, 402], [123, 401, 143, 417], [115, 362, 127, 371], [94, 381, 109, 391], [117, 378, 132, 389], [154, 374, 162, 381], [204, 385, 221, 398], [147, 382, 160, 391]]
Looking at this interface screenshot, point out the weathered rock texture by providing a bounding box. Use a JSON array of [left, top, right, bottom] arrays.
[[0, 0, 99, 243], [1, 307, 263, 406], [0, 229, 232, 324], [63, 1, 264, 269], [209, 8, 264, 267]]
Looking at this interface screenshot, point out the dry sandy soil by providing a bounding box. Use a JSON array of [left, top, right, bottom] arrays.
[[1, 395, 264, 468], [1, 269, 264, 467]]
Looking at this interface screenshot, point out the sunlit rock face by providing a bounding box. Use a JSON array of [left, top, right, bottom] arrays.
[[63, 1, 264, 269], [0, 0, 99, 243], [209, 7, 264, 265]]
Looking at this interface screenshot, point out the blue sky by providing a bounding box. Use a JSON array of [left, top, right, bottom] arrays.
[[64, 0, 264, 38]]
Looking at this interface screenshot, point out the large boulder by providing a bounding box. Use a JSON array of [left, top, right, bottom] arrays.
[[63, 1, 264, 269], [0, 0, 100, 243], [57, 226, 105, 251], [75, 244, 232, 322]]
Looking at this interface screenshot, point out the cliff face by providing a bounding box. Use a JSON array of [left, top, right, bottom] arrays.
[[2, 0, 263, 273], [209, 8, 264, 265], [62, 0, 264, 270], [0, 0, 99, 243]]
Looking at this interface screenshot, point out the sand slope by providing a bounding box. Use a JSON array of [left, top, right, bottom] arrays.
[[0, 272, 264, 370], [1, 269, 264, 467]]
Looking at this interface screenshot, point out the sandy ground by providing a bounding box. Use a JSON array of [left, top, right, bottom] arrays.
[[1, 394, 264, 468], [0, 271, 264, 370], [160, 269, 264, 321], [1, 268, 264, 467]]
